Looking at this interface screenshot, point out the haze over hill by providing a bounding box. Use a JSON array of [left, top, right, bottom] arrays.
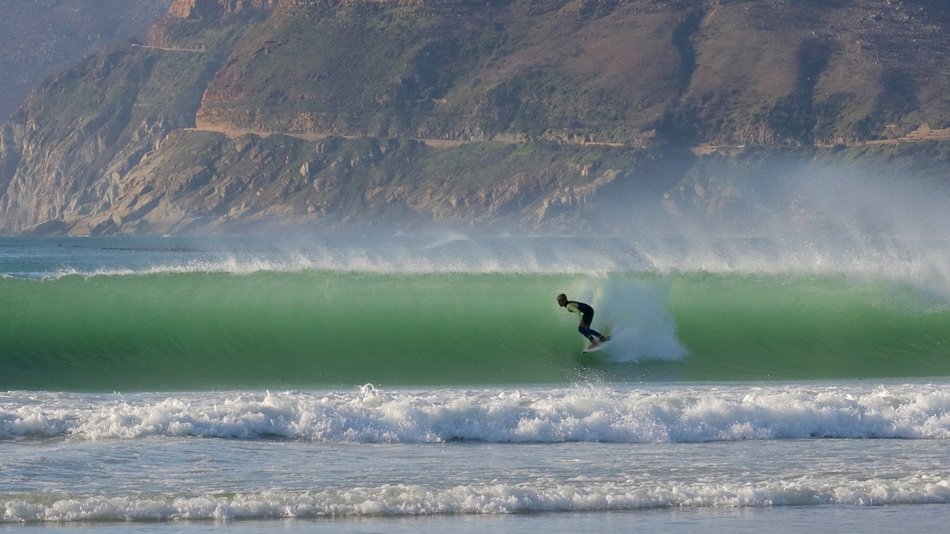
[[0, 0, 172, 121], [0, 0, 946, 235]]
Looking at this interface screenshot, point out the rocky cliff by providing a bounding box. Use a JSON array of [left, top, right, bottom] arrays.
[[0, 0, 947, 235]]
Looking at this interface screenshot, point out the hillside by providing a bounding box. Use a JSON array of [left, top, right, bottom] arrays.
[[193, 0, 949, 146], [0, 0, 172, 121], [0, 0, 947, 235]]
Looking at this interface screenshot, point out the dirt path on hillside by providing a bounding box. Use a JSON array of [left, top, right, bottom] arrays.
[[858, 124, 950, 145], [186, 119, 948, 153], [185, 123, 469, 149], [131, 43, 206, 53], [693, 124, 950, 155]]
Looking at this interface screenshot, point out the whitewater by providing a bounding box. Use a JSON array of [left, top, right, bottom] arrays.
[[2, 234, 950, 532]]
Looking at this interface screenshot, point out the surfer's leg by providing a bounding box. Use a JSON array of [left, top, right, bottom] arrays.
[[583, 312, 607, 341], [578, 323, 596, 342], [579, 313, 600, 341]]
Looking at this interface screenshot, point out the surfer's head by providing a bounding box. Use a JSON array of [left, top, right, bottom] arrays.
[[556, 293, 568, 307]]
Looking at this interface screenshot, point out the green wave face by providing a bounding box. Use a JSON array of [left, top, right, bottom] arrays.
[[2, 271, 948, 391]]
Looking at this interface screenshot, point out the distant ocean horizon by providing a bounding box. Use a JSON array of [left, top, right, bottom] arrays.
[[2, 234, 949, 531]]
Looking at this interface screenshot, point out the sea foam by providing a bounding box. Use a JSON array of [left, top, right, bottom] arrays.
[[4, 475, 950, 523], [3, 384, 949, 443]]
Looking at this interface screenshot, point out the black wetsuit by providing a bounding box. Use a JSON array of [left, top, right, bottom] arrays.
[[565, 301, 605, 343]]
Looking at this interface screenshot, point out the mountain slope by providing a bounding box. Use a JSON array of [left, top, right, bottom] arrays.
[[0, 0, 172, 121], [0, 0, 947, 235], [194, 0, 948, 146]]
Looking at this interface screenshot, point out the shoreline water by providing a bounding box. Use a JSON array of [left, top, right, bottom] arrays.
[[4, 422, 950, 528], [7, 506, 950, 533]]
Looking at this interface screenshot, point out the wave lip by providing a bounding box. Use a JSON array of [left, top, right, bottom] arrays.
[[3, 385, 950, 443], [5, 234, 949, 280]]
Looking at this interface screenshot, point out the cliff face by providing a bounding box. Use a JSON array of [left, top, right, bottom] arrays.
[[0, 44, 223, 234], [58, 130, 661, 235], [0, 0, 947, 235]]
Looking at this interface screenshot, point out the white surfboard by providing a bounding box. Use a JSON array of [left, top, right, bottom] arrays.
[[582, 339, 612, 353]]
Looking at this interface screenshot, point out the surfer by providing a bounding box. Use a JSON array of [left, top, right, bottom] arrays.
[[556, 293, 610, 349]]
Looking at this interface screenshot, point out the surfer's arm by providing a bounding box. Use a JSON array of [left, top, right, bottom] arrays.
[[565, 302, 589, 324]]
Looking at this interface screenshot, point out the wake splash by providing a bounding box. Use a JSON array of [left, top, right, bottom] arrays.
[[4, 383, 950, 443], [564, 276, 686, 363]]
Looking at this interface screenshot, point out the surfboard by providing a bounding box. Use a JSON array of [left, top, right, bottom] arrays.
[[582, 339, 612, 353]]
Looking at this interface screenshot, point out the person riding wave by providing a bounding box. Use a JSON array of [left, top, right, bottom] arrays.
[[557, 293, 610, 349]]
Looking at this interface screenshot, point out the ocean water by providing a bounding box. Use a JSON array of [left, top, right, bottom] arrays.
[[2, 234, 949, 532]]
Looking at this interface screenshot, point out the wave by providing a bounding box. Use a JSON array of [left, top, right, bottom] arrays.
[[5, 475, 950, 522], [5, 383, 950, 523], [2, 268, 949, 390], [3, 384, 950, 442]]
